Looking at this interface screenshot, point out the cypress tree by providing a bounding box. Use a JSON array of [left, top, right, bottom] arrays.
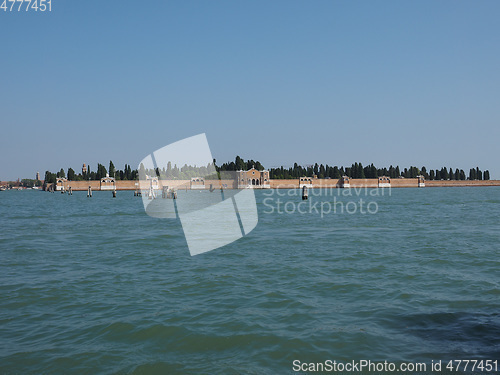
[[67, 168, 75, 181], [421, 166, 427, 179], [469, 168, 476, 180], [109, 161, 115, 177], [333, 166, 340, 179], [441, 167, 448, 180]]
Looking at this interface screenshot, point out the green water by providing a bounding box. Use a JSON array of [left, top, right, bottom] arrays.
[[1, 188, 499, 374]]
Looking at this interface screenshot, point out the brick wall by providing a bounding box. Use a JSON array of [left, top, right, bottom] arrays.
[[51, 178, 500, 191]]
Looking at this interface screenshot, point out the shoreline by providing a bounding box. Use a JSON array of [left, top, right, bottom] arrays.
[[39, 178, 500, 191]]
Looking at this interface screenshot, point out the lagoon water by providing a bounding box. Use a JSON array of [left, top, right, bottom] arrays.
[[1, 187, 499, 374]]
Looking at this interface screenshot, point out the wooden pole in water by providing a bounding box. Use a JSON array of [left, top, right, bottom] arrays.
[[87, 185, 92, 198], [112, 189, 116, 198], [302, 185, 308, 200]]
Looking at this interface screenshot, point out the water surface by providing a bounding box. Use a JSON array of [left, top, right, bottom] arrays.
[[1, 187, 499, 374]]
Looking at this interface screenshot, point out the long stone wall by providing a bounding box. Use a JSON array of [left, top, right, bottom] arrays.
[[48, 178, 500, 191], [425, 180, 500, 187], [269, 179, 300, 189], [348, 179, 380, 188], [390, 178, 420, 188]]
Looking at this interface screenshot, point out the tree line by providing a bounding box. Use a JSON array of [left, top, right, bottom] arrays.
[[42, 157, 492, 183], [43, 161, 138, 183], [138, 161, 218, 181], [218, 157, 491, 181]]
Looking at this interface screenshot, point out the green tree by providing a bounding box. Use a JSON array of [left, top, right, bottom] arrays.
[[421, 166, 427, 179], [359, 163, 365, 179], [469, 168, 476, 180], [67, 168, 76, 181], [21, 179, 35, 188], [441, 167, 448, 180], [109, 160, 116, 178], [44, 171, 56, 183], [95, 163, 107, 179]]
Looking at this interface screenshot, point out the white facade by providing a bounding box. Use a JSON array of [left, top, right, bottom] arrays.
[[190, 177, 205, 190], [378, 176, 391, 188], [299, 177, 313, 189]]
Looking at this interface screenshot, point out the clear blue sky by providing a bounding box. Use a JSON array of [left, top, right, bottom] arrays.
[[1, 1, 499, 180]]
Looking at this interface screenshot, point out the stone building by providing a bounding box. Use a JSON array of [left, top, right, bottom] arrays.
[[418, 175, 425, 188], [56, 177, 67, 191], [190, 177, 205, 189], [236, 167, 270, 189], [340, 176, 350, 188], [378, 176, 391, 188], [299, 177, 313, 188], [100, 174, 116, 190]]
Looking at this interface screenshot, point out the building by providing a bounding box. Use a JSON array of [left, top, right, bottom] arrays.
[[340, 176, 350, 188], [378, 176, 391, 188], [56, 177, 67, 191], [299, 177, 313, 188], [418, 175, 425, 188], [100, 173, 116, 190], [236, 167, 270, 189], [35, 172, 40, 181], [190, 177, 205, 189], [82, 163, 87, 175]]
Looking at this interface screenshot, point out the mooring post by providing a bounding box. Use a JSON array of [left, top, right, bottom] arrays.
[[87, 186, 92, 198], [68, 186, 72, 195], [302, 185, 308, 200], [112, 189, 116, 198]]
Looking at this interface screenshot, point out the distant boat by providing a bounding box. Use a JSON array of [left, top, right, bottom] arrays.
[[32, 186, 40, 190], [0, 187, 6, 191]]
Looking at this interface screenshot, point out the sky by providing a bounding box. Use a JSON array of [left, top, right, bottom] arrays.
[[1, 0, 499, 180]]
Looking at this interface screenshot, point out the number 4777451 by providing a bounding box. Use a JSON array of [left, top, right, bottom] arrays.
[[1, 0, 52, 12]]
